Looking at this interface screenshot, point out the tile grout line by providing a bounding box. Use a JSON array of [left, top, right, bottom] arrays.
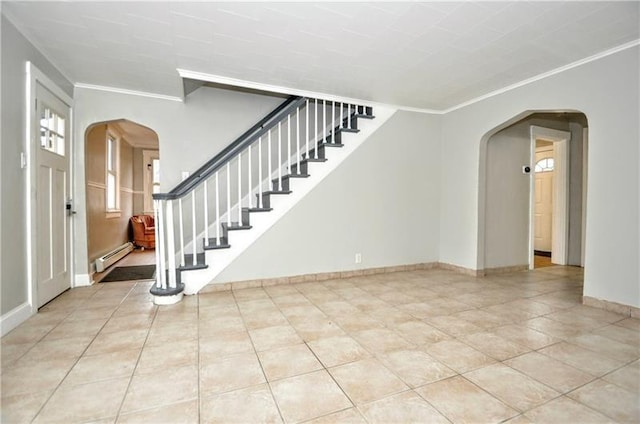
[[196, 290, 201, 424], [4, 266, 637, 424], [112, 282, 159, 421], [27, 282, 138, 423], [230, 288, 287, 424]]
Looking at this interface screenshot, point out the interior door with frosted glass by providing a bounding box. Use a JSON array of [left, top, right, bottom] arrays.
[[36, 82, 71, 307]]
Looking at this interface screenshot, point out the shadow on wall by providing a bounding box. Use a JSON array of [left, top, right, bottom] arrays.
[[84, 119, 159, 271], [478, 111, 588, 272]]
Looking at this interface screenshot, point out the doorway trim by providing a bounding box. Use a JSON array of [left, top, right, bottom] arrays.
[[26, 62, 74, 310], [529, 125, 571, 269], [143, 149, 160, 214]]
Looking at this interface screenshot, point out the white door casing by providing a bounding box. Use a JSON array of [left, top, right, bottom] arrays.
[[143, 149, 160, 214], [529, 126, 570, 269], [550, 140, 569, 265], [27, 62, 73, 308]]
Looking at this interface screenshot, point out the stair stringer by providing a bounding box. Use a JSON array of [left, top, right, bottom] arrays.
[[180, 106, 397, 295]]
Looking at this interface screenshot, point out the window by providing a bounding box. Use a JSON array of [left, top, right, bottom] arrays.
[[106, 134, 119, 212], [39, 106, 65, 156], [535, 157, 554, 173]]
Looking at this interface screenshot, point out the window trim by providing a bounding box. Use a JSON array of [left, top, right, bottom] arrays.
[[105, 131, 120, 215]]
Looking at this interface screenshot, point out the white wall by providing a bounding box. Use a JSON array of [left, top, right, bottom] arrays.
[[72, 86, 284, 277], [484, 123, 531, 269], [1, 15, 73, 315], [215, 111, 441, 282], [441, 46, 639, 308]]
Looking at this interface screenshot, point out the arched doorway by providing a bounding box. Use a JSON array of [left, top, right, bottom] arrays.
[[84, 119, 159, 279], [478, 111, 588, 272]]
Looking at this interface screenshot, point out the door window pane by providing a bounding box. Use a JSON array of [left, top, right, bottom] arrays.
[[39, 106, 65, 156]]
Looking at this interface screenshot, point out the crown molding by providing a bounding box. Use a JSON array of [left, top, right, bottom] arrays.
[[73, 38, 639, 114], [441, 39, 640, 114], [74, 83, 183, 103]]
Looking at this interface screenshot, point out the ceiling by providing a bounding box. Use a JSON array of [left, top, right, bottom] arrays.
[[3, 1, 639, 110], [112, 120, 159, 149]]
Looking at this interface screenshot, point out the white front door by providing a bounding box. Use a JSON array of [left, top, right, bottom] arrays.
[[534, 169, 554, 252], [35, 82, 71, 307]]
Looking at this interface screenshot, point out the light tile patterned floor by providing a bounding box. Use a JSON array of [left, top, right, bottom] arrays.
[[2, 266, 639, 423]]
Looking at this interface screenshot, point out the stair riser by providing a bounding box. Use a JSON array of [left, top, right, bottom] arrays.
[[291, 162, 308, 175], [273, 178, 290, 192], [356, 105, 373, 116], [342, 115, 358, 130]]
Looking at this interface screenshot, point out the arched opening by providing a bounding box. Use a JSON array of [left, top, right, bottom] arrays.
[[84, 119, 159, 280], [478, 111, 588, 273]]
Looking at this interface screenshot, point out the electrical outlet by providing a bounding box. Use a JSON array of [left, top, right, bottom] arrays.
[[355, 253, 362, 264]]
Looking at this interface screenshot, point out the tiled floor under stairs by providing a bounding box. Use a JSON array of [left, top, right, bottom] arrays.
[[1, 265, 638, 423]]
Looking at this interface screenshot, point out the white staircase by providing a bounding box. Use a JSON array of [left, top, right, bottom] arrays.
[[151, 97, 396, 304]]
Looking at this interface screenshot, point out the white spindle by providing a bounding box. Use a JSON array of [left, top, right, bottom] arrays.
[[215, 172, 220, 245], [237, 153, 242, 223], [278, 122, 282, 190], [331, 101, 335, 144], [348, 104, 351, 129], [296, 107, 301, 174], [153, 200, 165, 289], [305, 100, 309, 159], [268, 130, 272, 190], [203, 180, 209, 247], [258, 137, 263, 208], [248, 145, 252, 208], [166, 200, 177, 287], [178, 198, 185, 266], [287, 114, 291, 177], [314, 99, 318, 157], [191, 192, 197, 266], [323, 99, 326, 146], [226, 162, 231, 226]]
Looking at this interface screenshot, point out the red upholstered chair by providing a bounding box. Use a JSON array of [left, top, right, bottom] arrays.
[[130, 215, 155, 249]]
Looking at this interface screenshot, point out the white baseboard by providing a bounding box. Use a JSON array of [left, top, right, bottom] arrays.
[[1, 302, 35, 337], [74, 273, 94, 287]]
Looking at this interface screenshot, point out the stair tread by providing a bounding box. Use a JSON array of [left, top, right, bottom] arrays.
[[247, 207, 273, 212], [263, 190, 292, 195], [353, 113, 375, 119], [270, 173, 310, 183], [179, 263, 208, 271], [222, 223, 252, 230], [204, 238, 230, 250], [180, 253, 208, 271], [336, 127, 359, 133]]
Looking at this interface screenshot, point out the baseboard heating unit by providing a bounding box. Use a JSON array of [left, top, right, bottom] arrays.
[[95, 242, 134, 272]]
